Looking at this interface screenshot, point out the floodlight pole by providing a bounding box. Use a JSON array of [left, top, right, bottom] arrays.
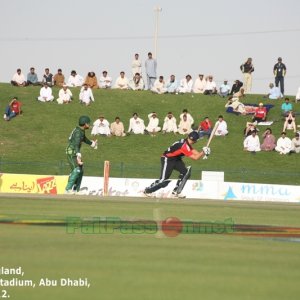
[[154, 6, 162, 59]]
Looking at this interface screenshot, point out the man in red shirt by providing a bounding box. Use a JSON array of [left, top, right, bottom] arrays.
[[4, 97, 22, 121], [252, 103, 267, 123], [144, 131, 210, 198], [198, 116, 213, 138]]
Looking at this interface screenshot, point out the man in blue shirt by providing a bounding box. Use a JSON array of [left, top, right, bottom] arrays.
[[166, 75, 179, 93], [27, 67, 39, 85], [219, 80, 231, 97], [281, 98, 293, 116]]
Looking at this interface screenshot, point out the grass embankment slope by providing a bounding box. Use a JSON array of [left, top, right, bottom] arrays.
[[0, 83, 299, 184]]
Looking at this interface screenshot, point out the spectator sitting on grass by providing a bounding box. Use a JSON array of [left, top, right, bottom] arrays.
[[151, 76, 167, 94], [110, 117, 126, 137], [3, 97, 22, 121], [11, 68, 26, 87], [79, 84, 95, 106], [53, 69, 65, 87], [145, 112, 161, 135], [198, 116, 213, 138], [244, 122, 258, 137], [178, 114, 193, 135], [291, 133, 300, 153], [37, 83, 54, 102], [260, 128, 276, 151], [283, 111, 296, 133], [67, 70, 84, 87], [162, 112, 178, 134], [114, 71, 129, 90], [219, 80, 231, 97], [84, 72, 99, 89], [128, 73, 145, 91], [57, 84, 73, 104], [27, 67, 40, 85], [128, 113, 146, 135], [42, 68, 53, 86], [281, 98, 293, 116], [180, 109, 194, 127], [265, 83, 282, 100], [229, 79, 243, 95], [178, 75, 193, 94], [243, 130, 261, 152], [203, 75, 217, 95], [193, 74, 206, 94], [215, 115, 228, 136], [99, 71, 113, 89], [91, 115, 111, 136], [252, 103, 267, 123], [275, 132, 292, 155], [166, 75, 179, 94]]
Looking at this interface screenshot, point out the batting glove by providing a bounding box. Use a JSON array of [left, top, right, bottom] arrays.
[[202, 147, 211, 156]]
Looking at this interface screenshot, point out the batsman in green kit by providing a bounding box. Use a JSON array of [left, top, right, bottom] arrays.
[[65, 116, 97, 194]]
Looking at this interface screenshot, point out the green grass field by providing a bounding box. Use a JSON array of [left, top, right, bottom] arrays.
[[0, 83, 299, 184], [1, 195, 300, 300]]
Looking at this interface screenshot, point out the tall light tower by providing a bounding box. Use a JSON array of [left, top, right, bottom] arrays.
[[153, 6, 162, 59]]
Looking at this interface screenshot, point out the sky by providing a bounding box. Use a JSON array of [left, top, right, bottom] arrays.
[[0, 0, 299, 95]]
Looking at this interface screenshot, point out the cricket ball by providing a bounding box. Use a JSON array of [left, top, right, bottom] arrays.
[[161, 217, 183, 237]]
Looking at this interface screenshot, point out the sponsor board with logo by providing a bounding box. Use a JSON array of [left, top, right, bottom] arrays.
[[1, 173, 300, 202], [0, 174, 68, 194]]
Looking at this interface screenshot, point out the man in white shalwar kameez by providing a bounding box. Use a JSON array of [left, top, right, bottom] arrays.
[[178, 114, 192, 135], [114, 71, 129, 89], [275, 132, 292, 154], [243, 131, 261, 152], [178, 75, 193, 93], [146, 112, 161, 134], [180, 109, 194, 127], [99, 71, 112, 89], [162, 112, 178, 133], [67, 70, 83, 87], [91, 116, 111, 136], [193, 74, 206, 94], [291, 133, 300, 153], [151, 76, 167, 94], [215, 115, 228, 136], [128, 113, 145, 134], [57, 84, 73, 104], [37, 83, 54, 102], [79, 84, 95, 106]]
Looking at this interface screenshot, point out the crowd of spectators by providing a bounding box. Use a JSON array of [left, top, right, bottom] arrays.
[[5, 53, 300, 155]]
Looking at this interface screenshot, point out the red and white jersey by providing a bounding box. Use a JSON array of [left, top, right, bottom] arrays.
[[255, 107, 266, 119], [162, 139, 193, 160]]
